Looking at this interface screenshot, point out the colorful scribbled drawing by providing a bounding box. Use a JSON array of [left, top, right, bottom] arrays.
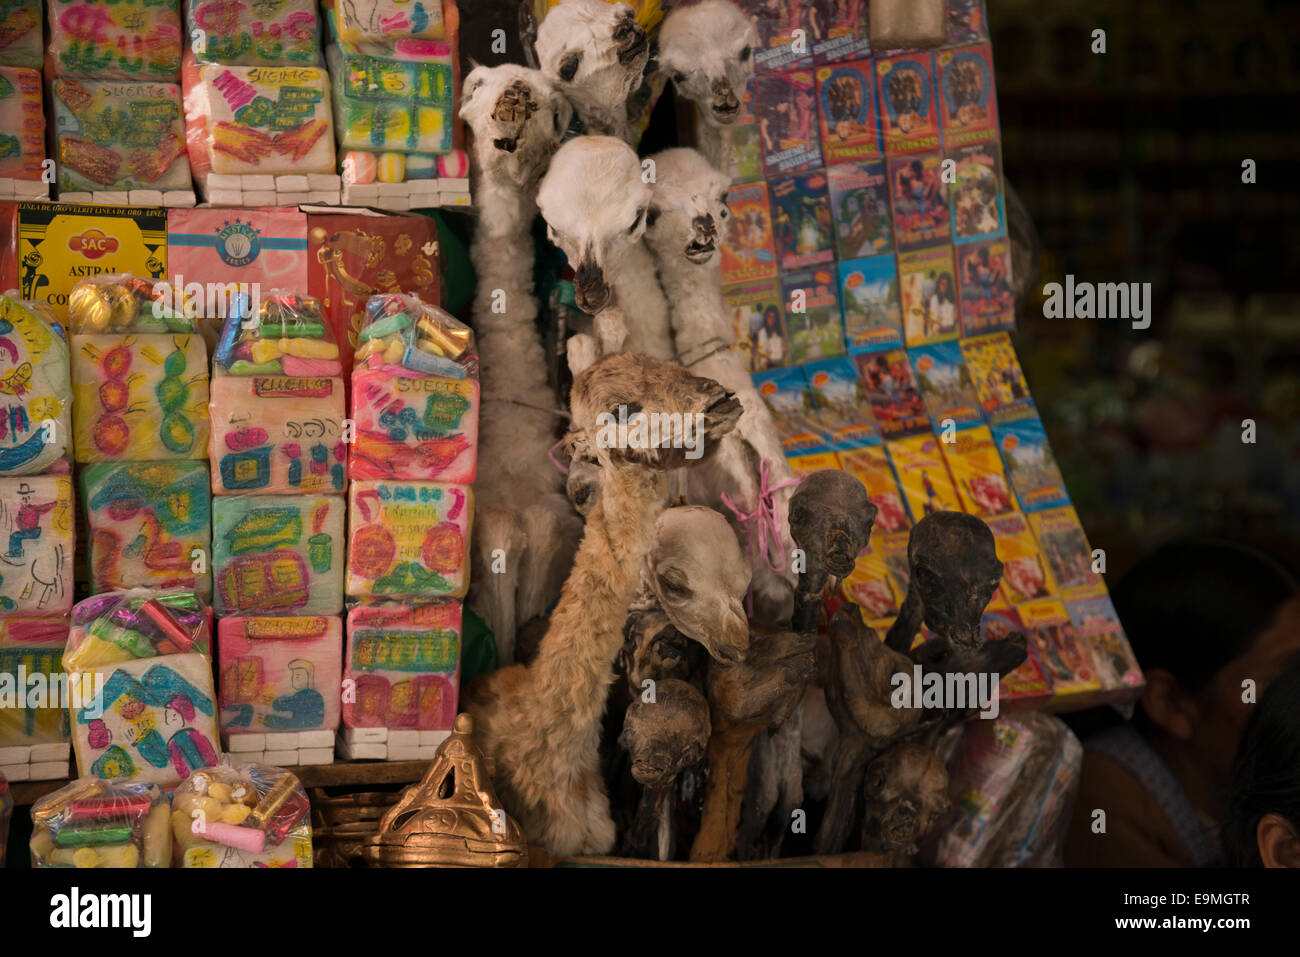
[[212, 494, 344, 615], [71, 654, 220, 785], [0, 475, 74, 615], [346, 480, 472, 600], [0, 296, 72, 476], [0, 617, 72, 747], [349, 370, 479, 483], [208, 375, 347, 494], [71, 333, 210, 462], [343, 601, 460, 731], [217, 615, 342, 736], [81, 460, 212, 598]]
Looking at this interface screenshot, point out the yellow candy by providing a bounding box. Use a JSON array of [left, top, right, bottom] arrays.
[[142, 803, 172, 868], [29, 828, 55, 863], [354, 339, 386, 361], [219, 803, 252, 825], [207, 782, 233, 804], [384, 338, 405, 364], [73, 847, 103, 868], [172, 809, 205, 851], [249, 337, 339, 363], [378, 152, 406, 183], [63, 634, 134, 671]]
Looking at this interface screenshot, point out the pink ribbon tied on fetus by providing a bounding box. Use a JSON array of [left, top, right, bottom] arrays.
[[721, 457, 799, 616]]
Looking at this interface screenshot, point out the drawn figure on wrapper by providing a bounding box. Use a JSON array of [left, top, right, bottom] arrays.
[[0, 478, 70, 613]]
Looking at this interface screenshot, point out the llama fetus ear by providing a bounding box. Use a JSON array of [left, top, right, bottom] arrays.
[[559, 52, 582, 82]]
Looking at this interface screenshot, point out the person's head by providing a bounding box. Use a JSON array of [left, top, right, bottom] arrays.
[[763, 305, 779, 331], [937, 273, 952, 298], [1223, 655, 1300, 867], [1113, 539, 1300, 786]]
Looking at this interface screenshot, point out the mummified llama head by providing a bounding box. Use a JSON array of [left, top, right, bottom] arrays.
[[658, 0, 758, 126], [536, 0, 649, 137], [537, 135, 651, 314], [459, 64, 571, 186], [643, 148, 732, 267]]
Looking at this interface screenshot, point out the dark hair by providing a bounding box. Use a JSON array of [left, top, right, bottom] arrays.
[[1222, 655, 1300, 866], [1111, 539, 1297, 695]]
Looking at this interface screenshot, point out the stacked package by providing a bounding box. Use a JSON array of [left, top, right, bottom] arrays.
[[182, 54, 341, 205], [324, 0, 468, 210], [210, 292, 347, 764], [0, 296, 76, 781], [62, 590, 220, 785], [170, 760, 313, 867], [30, 777, 172, 868], [0, 65, 48, 201], [46, 0, 192, 204], [0, 0, 43, 70], [68, 275, 212, 601], [342, 292, 475, 759]]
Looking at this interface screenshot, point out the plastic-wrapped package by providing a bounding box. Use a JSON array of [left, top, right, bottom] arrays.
[[81, 461, 212, 598], [209, 293, 348, 495], [63, 589, 212, 671], [343, 601, 460, 731], [51, 78, 191, 194], [347, 480, 471, 599], [47, 0, 183, 81], [923, 712, 1083, 867], [218, 616, 343, 738], [350, 293, 477, 483], [0, 618, 72, 757], [0, 0, 44, 69], [0, 67, 45, 185], [171, 761, 313, 867], [327, 39, 455, 155], [331, 0, 446, 43], [189, 0, 321, 67], [212, 494, 344, 615], [0, 474, 74, 616], [182, 56, 337, 186], [0, 295, 72, 476], [30, 778, 171, 867], [63, 590, 218, 784], [68, 277, 209, 464]]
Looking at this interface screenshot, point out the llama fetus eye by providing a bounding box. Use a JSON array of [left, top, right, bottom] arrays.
[[645, 206, 660, 228], [739, 46, 752, 61], [627, 210, 644, 234], [560, 53, 581, 82], [672, 71, 686, 84]]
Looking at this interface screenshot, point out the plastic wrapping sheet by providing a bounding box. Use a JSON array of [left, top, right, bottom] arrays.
[[217, 616, 342, 736], [171, 760, 313, 867], [30, 777, 170, 867], [327, 39, 455, 155], [189, 0, 321, 67], [0, 474, 74, 616], [346, 480, 471, 599], [343, 600, 460, 731], [212, 494, 344, 615], [331, 0, 446, 43], [0, 295, 72, 476], [51, 78, 190, 193], [47, 0, 183, 81], [0, 616, 72, 747], [0, 0, 44, 69], [0, 67, 45, 183], [81, 460, 212, 598], [63, 589, 211, 671]]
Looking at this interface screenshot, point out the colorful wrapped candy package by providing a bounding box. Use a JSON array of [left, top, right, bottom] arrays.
[[341, 601, 460, 758], [189, 0, 321, 67], [170, 760, 313, 867], [209, 292, 348, 494], [81, 460, 213, 598], [68, 275, 210, 463], [0, 66, 47, 199], [63, 590, 220, 785], [0, 616, 73, 782], [30, 778, 171, 868], [217, 616, 342, 748], [351, 292, 478, 483], [327, 39, 455, 155], [212, 494, 344, 615], [183, 59, 338, 188], [0, 474, 74, 616], [347, 480, 471, 599], [51, 78, 192, 196], [0, 0, 44, 69], [332, 0, 446, 43], [0, 295, 72, 476], [46, 0, 183, 81]]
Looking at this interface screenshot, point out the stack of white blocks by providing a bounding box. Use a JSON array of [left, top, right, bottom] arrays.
[[0, 742, 70, 782], [341, 178, 470, 211], [338, 727, 449, 761], [202, 173, 342, 207], [225, 729, 337, 767], [57, 189, 197, 206], [0, 179, 50, 201]]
